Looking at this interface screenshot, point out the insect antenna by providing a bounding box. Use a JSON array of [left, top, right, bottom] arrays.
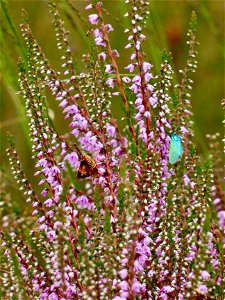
[[74, 143, 85, 160]]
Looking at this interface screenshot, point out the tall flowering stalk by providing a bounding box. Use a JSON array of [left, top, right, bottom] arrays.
[[1, 1, 224, 300]]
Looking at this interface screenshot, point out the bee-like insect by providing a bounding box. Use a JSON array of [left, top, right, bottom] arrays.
[[74, 143, 98, 179]]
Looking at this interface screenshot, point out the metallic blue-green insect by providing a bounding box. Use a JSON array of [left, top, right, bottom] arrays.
[[169, 132, 184, 164]]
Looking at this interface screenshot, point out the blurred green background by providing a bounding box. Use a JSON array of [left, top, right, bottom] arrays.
[[1, 0, 224, 189]]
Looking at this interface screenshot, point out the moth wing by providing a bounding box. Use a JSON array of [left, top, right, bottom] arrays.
[[169, 136, 184, 164], [177, 137, 184, 157]]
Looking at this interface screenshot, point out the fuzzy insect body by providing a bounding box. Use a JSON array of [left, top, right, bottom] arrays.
[[74, 143, 98, 179], [169, 132, 184, 164]]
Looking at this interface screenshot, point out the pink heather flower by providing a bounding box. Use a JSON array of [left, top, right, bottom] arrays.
[[201, 270, 210, 280], [213, 198, 220, 205], [118, 280, 128, 291], [142, 62, 152, 73], [85, 4, 93, 10], [105, 64, 113, 73], [41, 188, 48, 197], [217, 210, 225, 229], [135, 41, 141, 50], [37, 216, 45, 223], [105, 24, 114, 32], [47, 230, 56, 241], [98, 167, 106, 175], [71, 128, 79, 137], [145, 72, 153, 82], [180, 126, 189, 134], [106, 123, 116, 137], [135, 97, 142, 105], [98, 52, 106, 60], [119, 269, 128, 279], [48, 292, 58, 300], [112, 49, 120, 57], [88, 14, 99, 25], [144, 111, 150, 118], [125, 63, 135, 73], [106, 78, 114, 88], [64, 152, 80, 169], [47, 210, 54, 217], [122, 76, 131, 83], [59, 99, 68, 108], [74, 93, 80, 99], [93, 29, 102, 38], [125, 43, 132, 49], [183, 174, 190, 186], [32, 209, 38, 216], [76, 195, 96, 210], [44, 198, 53, 207], [63, 104, 78, 116], [95, 37, 106, 47], [147, 84, 154, 92], [190, 181, 195, 189], [197, 284, 208, 294], [149, 96, 157, 106], [131, 280, 142, 293], [139, 33, 146, 41], [162, 285, 175, 293], [4, 249, 10, 255], [130, 53, 136, 60]]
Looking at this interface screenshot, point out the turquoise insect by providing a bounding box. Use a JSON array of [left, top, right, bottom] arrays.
[[169, 132, 184, 164]]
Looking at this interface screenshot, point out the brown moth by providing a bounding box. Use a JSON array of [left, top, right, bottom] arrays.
[[74, 143, 98, 179]]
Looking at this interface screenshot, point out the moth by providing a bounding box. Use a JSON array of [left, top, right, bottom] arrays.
[[74, 143, 98, 179], [169, 132, 184, 164]]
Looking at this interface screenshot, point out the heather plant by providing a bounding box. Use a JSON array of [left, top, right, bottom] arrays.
[[1, 1, 224, 300]]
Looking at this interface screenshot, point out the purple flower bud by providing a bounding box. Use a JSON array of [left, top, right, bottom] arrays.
[[142, 62, 152, 73], [85, 4, 93, 10], [131, 280, 142, 293], [119, 269, 128, 279], [112, 49, 120, 57], [105, 24, 114, 32], [162, 285, 175, 293], [125, 63, 135, 73], [197, 284, 208, 294], [106, 123, 116, 137], [88, 14, 99, 25], [105, 64, 114, 73], [106, 78, 114, 88], [98, 52, 106, 60], [201, 270, 210, 280], [122, 76, 131, 83]]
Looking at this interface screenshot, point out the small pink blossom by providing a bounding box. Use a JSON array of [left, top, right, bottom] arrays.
[[105, 24, 114, 32], [88, 14, 99, 25], [125, 43, 132, 49], [122, 76, 131, 83], [125, 63, 135, 72], [201, 270, 210, 280], [142, 62, 152, 72], [106, 78, 114, 88], [119, 269, 128, 279], [105, 64, 113, 73], [85, 4, 93, 10], [112, 49, 120, 57], [98, 52, 106, 60], [197, 284, 208, 294], [162, 285, 175, 293]]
